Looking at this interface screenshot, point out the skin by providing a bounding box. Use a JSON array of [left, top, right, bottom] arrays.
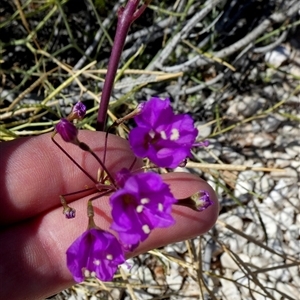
[[0, 130, 219, 300]]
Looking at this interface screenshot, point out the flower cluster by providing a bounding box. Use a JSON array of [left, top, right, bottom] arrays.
[[54, 97, 213, 283]]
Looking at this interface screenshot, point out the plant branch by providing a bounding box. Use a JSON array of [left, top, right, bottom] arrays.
[[96, 0, 151, 131]]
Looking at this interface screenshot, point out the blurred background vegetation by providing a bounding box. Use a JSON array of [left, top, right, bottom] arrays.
[[1, 0, 299, 139]]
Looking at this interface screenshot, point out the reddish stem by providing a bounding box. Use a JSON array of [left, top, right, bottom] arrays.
[[51, 135, 97, 184], [96, 0, 150, 131]]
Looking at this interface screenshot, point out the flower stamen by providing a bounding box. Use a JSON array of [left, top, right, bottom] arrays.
[[93, 259, 100, 266], [142, 224, 151, 234], [136, 205, 143, 213], [160, 130, 167, 140], [158, 203, 163, 212], [84, 269, 90, 277], [149, 129, 155, 139], [170, 128, 180, 141], [91, 271, 96, 277], [141, 198, 150, 204], [106, 254, 113, 260]]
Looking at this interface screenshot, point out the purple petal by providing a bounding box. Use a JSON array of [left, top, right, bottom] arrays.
[[63, 206, 76, 219], [135, 97, 173, 128], [196, 190, 213, 212], [66, 229, 125, 282], [110, 171, 177, 248], [129, 97, 197, 168], [55, 118, 78, 143], [72, 101, 86, 119], [128, 127, 154, 157]]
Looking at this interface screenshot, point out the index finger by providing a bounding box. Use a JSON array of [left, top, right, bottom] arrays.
[[0, 130, 142, 224]]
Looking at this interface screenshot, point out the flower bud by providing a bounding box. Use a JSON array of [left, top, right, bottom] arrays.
[[72, 101, 86, 119], [63, 206, 76, 219], [55, 118, 78, 144], [175, 190, 213, 212], [67, 101, 87, 121]]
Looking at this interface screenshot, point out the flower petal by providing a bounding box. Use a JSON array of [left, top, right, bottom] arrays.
[[110, 171, 177, 249], [66, 229, 125, 282], [129, 97, 197, 168]]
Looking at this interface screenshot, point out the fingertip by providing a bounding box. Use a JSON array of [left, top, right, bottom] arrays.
[[167, 172, 219, 232]]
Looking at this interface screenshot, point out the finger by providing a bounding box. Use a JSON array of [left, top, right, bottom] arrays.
[[0, 130, 142, 224], [0, 172, 218, 300]]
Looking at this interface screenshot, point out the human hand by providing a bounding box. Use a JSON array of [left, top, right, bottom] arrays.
[[0, 131, 219, 300]]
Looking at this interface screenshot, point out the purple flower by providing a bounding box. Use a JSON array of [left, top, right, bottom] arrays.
[[176, 190, 213, 212], [66, 229, 125, 282], [110, 170, 177, 248], [55, 118, 78, 143], [129, 97, 198, 168], [63, 206, 76, 219], [193, 190, 213, 212], [72, 101, 86, 119]]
